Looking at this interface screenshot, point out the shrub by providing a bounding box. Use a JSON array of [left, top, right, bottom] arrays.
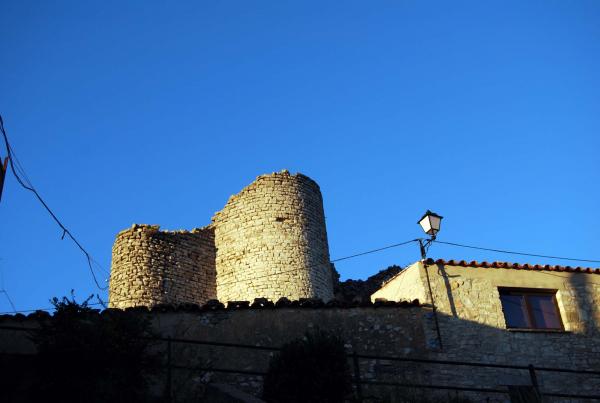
[[262, 329, 352, 403], [27, 293, 158, 403]]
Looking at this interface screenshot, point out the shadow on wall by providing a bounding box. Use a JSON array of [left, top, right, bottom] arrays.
[[433, 263, 458, 318], [157, 230, 218, 306], [428, 310, 600, 400], [148, 303, 600, 402], [429, 261, 600, 336], [567, 273, 600, 335], [2, 298, 600, 402]]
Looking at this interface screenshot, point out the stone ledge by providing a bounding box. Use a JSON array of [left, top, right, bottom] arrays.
[[115, 223, 214, 237], [0, 298, 422, 321]]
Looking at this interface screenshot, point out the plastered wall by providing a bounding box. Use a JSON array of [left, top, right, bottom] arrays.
[[371, 263, 427, 304]]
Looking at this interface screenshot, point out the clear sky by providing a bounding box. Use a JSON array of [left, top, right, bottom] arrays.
[[1, 1, 598, 313]]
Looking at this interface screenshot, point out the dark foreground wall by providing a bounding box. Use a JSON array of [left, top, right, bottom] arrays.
[[2, 302, 600, 402], [152, 303, 427, 397], [150, 305, 600, 402]]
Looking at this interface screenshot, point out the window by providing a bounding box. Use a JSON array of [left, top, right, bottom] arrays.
[[499, 288, 563, 330]]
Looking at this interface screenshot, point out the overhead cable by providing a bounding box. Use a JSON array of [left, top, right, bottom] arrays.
[[330, 239, 418, 263], [216, 238, 419, 288], [433, 240, 600, 264], [0, 289, 17, 313], [0, 115, 108, 289], [0, 237, 421, 314]]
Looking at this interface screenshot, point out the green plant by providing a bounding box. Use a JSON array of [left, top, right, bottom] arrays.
[[27, 292, 159, 403], [262, 329, 352, 403]]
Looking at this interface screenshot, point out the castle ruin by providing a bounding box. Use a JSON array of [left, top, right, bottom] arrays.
[[108, 170, 334, 308]]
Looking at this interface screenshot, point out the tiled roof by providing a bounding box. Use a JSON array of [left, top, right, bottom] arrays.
[[0, 297, 421, 320], [427, 258, 600, 274]]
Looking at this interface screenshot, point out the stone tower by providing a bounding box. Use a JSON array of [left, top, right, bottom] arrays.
[[213, 170, 333, 302], [108, 170, 334, 308], [108, 225, 216, 308]]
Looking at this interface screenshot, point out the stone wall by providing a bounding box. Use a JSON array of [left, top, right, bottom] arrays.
[[109, 224, 216, 308], [152, 304, 426, 398], [213, 171, 334, 302], [372, 260, 600, 401], [109, 170, 334, 308], [2, 298, 600, 402], [0, 303, 427, 401], [425, 261, 600, 400]]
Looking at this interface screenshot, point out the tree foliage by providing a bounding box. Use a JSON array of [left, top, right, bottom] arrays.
[[262, 329, 352, 403], [27, 293, 158, 403]]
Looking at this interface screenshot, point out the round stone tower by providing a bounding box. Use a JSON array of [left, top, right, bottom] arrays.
[[108, 170, 334, 309], [108, 224, 216, 309], [213, 170, 334, 302]]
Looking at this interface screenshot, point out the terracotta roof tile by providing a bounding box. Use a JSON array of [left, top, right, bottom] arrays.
[[426, 258, 600, 274]]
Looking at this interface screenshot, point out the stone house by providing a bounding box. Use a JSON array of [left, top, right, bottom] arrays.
[[370, 258, 600, 400], [372, 258, 600, 337]]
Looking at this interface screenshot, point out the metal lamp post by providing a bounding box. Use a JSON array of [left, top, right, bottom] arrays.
[[417, 209, 444, 349], [417, 210, 443, 259]]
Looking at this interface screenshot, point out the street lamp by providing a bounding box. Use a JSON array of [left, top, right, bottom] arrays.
[[418, 210, 443, 239], [416, 210, 444, 350], [417, 210, 443, 259]]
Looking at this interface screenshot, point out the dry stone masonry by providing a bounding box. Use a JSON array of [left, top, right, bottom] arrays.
[[371, 259, 600, 401], [213, 171, 332, 302], [109, 225, 217, 308], [109, 170, 334, 308]]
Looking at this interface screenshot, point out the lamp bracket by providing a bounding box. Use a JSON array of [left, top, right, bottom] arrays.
[[418, 237, 435, 260]]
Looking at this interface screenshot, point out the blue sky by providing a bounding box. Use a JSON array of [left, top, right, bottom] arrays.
[[1, 1, 598, 313]]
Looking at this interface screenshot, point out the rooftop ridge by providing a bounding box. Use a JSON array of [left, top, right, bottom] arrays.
[[427, 258, 600, 274]]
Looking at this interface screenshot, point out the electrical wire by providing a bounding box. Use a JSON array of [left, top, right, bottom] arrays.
[[0, 152, 597, 312], [0, 115, 108, 290], [0, 289, 17, 313], [7, 147, 33, 188], [331, 239, 418, 263], [0, 300, 104, 315], [216, 238, 419, 288], [91, 257, 110, 276], [0, 292, 142, 315], [5, 233, 599, 315], [433, 240, 600, 264], [0, 238, 421, 314]]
